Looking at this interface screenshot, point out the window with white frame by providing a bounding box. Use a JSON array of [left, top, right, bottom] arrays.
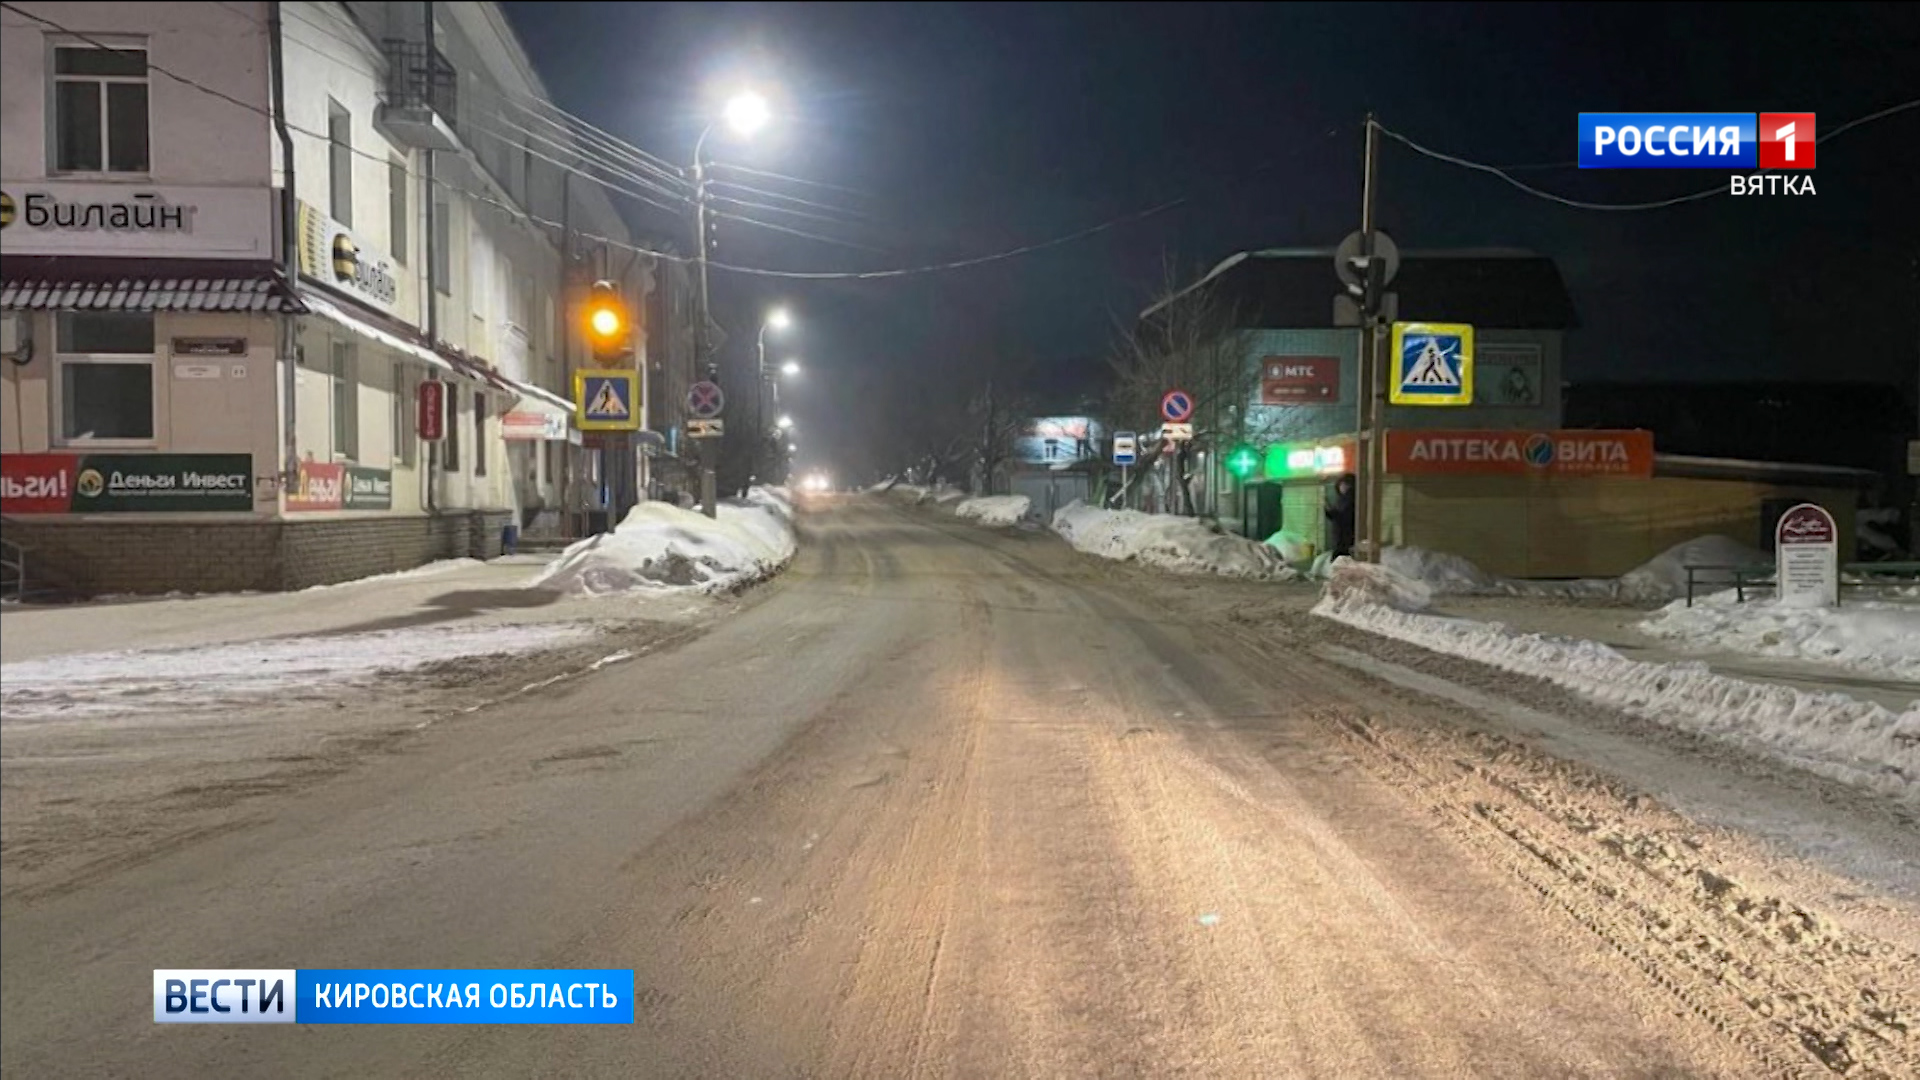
[[330, 341, 358, 459], [328, 101, 353, 226], [53, 43, 149, 173], [392, 369, 417, 467], [55, 312, 155, 442], [388, 156, 409, 265]]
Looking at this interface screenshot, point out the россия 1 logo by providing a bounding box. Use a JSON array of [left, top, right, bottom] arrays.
[[1578, 112, 1815, 195]]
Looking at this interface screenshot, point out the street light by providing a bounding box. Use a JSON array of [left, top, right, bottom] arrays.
[[780, 359, 801, 377], [776, 415, 794, 430], [691, 89, 774, 517], [724, 90, 771, 137]]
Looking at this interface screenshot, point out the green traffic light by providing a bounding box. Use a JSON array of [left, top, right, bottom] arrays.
[[1227, 444, 1259, 480]]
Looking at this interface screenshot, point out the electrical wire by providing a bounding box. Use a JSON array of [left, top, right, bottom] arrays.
[[706, 161, 874, 200], [707, 192, 871, 229], [707, 180, 873, 222], [709, 211, 886, 253]]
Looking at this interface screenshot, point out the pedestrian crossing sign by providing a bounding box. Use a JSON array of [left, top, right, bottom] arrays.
[[574, 369, 640, 431], [1390, 322, 1474, 406]]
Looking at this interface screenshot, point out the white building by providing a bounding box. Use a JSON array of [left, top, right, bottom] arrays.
[[1, 1, 657, 594]]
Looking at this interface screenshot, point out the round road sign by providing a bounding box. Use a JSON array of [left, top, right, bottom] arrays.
[[1161, 389, 1194, 423], [686, 380, 725, 419]]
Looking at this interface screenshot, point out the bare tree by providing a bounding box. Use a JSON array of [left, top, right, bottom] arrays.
[[1108, 261, 1311, 518]]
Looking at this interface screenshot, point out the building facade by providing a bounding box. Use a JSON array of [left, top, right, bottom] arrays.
[[1, 1, 663, 595]]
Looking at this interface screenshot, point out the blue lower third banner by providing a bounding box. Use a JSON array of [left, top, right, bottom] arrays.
[[154, 969, 635, 1024]]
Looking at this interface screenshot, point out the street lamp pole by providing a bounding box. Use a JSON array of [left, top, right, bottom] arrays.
[[691, 123, 719, 519]]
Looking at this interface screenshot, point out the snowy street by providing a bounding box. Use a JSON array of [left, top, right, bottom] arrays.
[[3, 496, 1918, 1077]]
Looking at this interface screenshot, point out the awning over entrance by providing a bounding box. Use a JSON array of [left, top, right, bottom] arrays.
[[0, 265, 304, 313], [299, 290, 468, 381]]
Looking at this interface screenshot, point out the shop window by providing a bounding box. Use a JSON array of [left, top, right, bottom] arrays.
[[55, 312, 154, 442], [392, 371, 417, 467], [473, 391, 488, 476], [388, 156, 409, 265], [328, 101, 353, 226], [53, 44, 149, 174], [331, 341, 358, 459]]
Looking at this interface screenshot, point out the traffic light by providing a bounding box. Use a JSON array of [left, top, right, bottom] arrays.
[[1226, 443, 1260, 481], [585, 280, 630, 362]]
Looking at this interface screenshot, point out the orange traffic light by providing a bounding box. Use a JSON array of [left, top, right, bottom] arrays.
[[585, 280, 628, 359]]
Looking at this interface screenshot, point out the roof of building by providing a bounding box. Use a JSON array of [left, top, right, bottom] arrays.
[[1142, 247, 1578, 331], [0, 259, 304, 314]]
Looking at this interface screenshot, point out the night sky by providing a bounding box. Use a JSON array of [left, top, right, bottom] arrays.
[[502, 1, 1920, 479]]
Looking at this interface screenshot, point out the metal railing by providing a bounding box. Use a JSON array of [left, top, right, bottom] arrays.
[[383, 38, 458, 121], [1682, 560, 1920, 607]]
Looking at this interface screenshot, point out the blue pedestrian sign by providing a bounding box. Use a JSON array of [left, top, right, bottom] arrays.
[[1389, 322, 1474, 406], [1161, 389, 1194, 423], [574, 368, 640, 431]]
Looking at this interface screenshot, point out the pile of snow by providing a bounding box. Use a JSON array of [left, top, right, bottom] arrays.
[[1052, 502, 1294, 580], [1317, 590, 1919, 803], [1616, 535, 1768, 603], [0, 622, 595, 722], [1353, 536, 1770, 604], [1264, 530, 1314, 564], [954, 495, 1031, 527], [1858, 508, 1903, 557], [863, 478, 898, 495], [933, 488, 967, 505], [533, 487, 795, 596], [1640, 594, 1920, 682], [300, 558, 483, 592], [1323, 557, 1433, 612], [1382, 546, 1500, 595]]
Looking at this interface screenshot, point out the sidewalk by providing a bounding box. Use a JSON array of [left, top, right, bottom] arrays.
[[1431, 596, 1920, 713], [0, 555, 704, 664]]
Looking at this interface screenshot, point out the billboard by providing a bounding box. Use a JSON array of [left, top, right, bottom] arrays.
[[1014, 416, 1106, 465]]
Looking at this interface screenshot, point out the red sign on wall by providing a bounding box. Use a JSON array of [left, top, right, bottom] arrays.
[[1386, 430, 1655, 478], [418, 380, 446, 441], [0, 454, 79, 513], [1260, 356, 1340, 404], [285, 460, 346, 511]]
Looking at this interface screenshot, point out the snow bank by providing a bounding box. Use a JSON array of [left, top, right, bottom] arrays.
[[1052, 502, 1294, 580], [301, 557, 484, 592], [532, 487, 796, 596], [1316, 591, 1919, 803], [955, 495, 1031, 527], [1640, 594, 1920, 682], [1382, 546, 1499, 594], [0, 622, 594, 722], [1264, 530, 1314, 564], [1616, 535, 1768, 603], [1357, 536, 1769, 604], [1323, 557, 1433, 612]]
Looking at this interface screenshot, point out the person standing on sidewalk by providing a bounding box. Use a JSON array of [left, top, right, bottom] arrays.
[[1326, 473, 1357, 558]]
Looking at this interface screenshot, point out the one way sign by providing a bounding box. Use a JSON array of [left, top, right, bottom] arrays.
[[1389, 322, 1474, 407], [574, 369, 640, 430]]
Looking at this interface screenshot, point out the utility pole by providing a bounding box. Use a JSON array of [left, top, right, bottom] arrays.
[[1356, 113, 1385, 563], [690, 143, 719, 519]]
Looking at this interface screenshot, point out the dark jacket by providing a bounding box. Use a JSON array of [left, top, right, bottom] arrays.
[[1325, 481, 1356, 557]]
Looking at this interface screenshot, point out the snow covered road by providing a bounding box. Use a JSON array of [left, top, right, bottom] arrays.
[[3, 498, 1915, 1078]]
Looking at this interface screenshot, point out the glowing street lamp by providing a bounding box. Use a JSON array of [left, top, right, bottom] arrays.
[[724, 90, 771, 137], [781, 359, 801, 377], [776, 415, 794, 430]]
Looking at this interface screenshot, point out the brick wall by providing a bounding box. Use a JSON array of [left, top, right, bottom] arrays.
[[2, 511, 519, 596]]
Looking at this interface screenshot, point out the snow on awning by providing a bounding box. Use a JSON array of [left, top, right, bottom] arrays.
[[298, 290, 469, 382]]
